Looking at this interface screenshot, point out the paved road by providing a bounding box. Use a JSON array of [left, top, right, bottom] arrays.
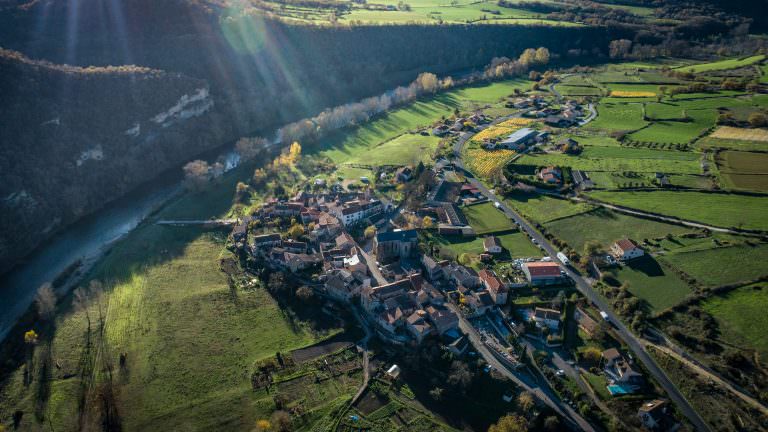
[[450, 79, 713, 432], [446, 304, 596, 432], [641, 337, 768, 417], [456, 173, 712, 432], [578, 103, 596, 126]]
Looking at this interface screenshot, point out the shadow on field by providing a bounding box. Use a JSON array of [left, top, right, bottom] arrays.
[[626, 255, 665, 277]]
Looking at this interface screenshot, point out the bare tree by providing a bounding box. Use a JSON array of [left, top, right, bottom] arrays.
[[182, 160, 211, 191], [34, 283, 56, 321], [270, 410, 292, 432], [609, 39, 633, 59], [236, 137, 269, 161]]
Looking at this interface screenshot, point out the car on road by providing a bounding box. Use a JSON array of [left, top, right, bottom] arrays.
[[494, 201, 501, 209], [531, 238, 538, 245], [555, 369, 565, 377], [599, 310, 610, 322]]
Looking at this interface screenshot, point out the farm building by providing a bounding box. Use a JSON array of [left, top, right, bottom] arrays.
[[522, 261, 564, 286], [499, 127, 539, 149]]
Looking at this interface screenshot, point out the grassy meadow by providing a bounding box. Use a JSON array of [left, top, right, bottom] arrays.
[[463, 202, 513, 234], [612, 256, 692, 312], [0, 162, 344, 431], [587, 102, 647, 132], [504, 193, 593, 224], [660, 243, 768, 287], [544, 208, 692, 252], [716, 150, 768, 192], [313, 79, 530, 175], [517, 146, 701, 174], [672, 55, 766, 73], [702, 284, 768, 358], [588, 190, 768, 231], [429, 229, 541, 259]]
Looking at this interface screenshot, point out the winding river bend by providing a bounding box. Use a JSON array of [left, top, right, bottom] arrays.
[[0, 151, 242, 343]]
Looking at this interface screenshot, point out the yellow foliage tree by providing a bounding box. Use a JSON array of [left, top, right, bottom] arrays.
[[254, 419, 271, 431], [422, 216, 434, 229], [364, 225, 377, 238], [488, 414, 527, 432], [24, 329, 38, 345], [287, 224, 305, 240], [288, 141, 302, 162]]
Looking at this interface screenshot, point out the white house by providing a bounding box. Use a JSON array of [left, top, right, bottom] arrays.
[[610, 239, 644, 261], [483, 236, 502, 254], [533, 307, 561, 330]]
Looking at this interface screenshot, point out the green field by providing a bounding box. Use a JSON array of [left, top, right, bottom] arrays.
[[697, 136, 768, 152], [588, 190, 768, 231], [516, 146, 701, 174], [673, 55, 766, 73], [716, 150, 768, 192], [346, 133, 441, 166], [556, 85, 603, 96], [463, 202, 513, 234], [430, 229, 542, 258], [583, 373, 611, 400], [316, 79, 529, 167], [257, 0, 655, 26], [587, 102, 648, 132], [702, 284, 768, 358], [545, 208, 691, 252], [504, 193, 593, 224], [628, 110, 715, 144], [660, 243, 768, 287], [0, 162, 344, 430], [340, 1, 582, 26], [613, 256, 693, 312]]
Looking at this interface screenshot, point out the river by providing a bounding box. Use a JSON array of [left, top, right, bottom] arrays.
[[0, 151, 241, 343]]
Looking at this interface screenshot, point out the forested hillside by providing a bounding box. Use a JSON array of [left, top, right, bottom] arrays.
[[0, 49, 221, 274], [0, 0, 757, 274], [0, 0, 624, 275]]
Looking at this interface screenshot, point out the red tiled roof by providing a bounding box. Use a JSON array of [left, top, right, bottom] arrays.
[[478, 269, 503, 291], [524, 261, 561, 277], [615, 239, 638, 252]]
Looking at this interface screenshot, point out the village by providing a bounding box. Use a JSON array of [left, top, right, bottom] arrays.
[[228, 128, 676, 430]]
